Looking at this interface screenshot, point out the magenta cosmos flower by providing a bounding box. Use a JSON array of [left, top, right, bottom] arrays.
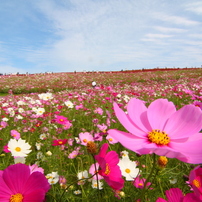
[[52, 139, 68, 146], [0, 163, 50, 201], [94, 143, 124, 190], [189, 166, 202, 200], [108, 98, 202, 164], [156, 188, 200, 202]]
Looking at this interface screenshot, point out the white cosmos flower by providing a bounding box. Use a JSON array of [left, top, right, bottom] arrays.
[[46, 171, 59, 185], [8, 138, 31, 157], [35, 107, 45, 116], [118, 157, 139, 181], [77, 170, 89, 180], [64, 100, 74, 108], [91, 179, 103, 190], [38, 92, 53, 101]]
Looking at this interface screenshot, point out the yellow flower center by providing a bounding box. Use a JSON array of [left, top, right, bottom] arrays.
[[148, 129, 170, 145], [193, 179, 201, 188], [138, 183, 143, 186], [60, 119, 64, 122], [83, 139, 87, 143], [125, 168, 131, 173], [15, 147, 21, 152], [104, 163, 110, 175], [108, 138, 113, 142], [10, 193, 23, 202], [58, 141, 63, 144]]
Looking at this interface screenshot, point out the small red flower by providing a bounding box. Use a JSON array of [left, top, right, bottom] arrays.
[[52, 139, 68, 146]]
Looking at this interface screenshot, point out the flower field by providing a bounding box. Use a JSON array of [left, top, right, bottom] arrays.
[[0, 68, 202, 201]]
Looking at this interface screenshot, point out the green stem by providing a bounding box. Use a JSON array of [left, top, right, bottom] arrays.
[[92, 154, 101, 202], [58, 173, 98, 202], [140, 154, 156, 201]]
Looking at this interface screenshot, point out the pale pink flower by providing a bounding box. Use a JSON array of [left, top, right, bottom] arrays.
[[79, 132, 94, 146], [94, 107, 103, 115], [108, 98, 202, 164], [10, 130, 20, 140]]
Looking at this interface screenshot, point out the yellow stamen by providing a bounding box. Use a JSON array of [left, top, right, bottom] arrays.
[[10, 193, 23, 202], [104, 163, 110, 175], [15, 147, 21, 152], [125, 168, 131, 173], [83, 139, 87, 143], [193, 179, 201, 188], [58, 141, 63, 144], [148, 129, 170, 145]]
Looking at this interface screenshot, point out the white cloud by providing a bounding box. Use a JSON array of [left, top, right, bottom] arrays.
[[152, 12, 200, 26], [154, 26, 187, 33], [185, 2, 202, 15], [1, 0, 202, 73]]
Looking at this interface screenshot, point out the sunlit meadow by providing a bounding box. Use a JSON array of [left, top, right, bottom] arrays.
[[0, 68, 202, 201]]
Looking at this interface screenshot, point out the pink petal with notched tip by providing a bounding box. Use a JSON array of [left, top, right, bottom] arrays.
[[127, 98, 152, 132], [164, 105, 202, 139], [2, 164, 30, 194], [147, 99, 176, 131], [113, 102, 146, 137], [22, 171, 50, 195]]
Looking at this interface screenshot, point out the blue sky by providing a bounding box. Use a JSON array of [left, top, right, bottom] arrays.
[[0, 0, 202, 74]]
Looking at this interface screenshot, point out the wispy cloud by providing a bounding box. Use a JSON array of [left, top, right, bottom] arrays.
[[185, 2, 202, 15], [0, 0, 202, 73], [152, 12, 200, 26]]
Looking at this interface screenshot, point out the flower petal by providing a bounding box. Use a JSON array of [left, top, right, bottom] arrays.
[[170, 134, 202, 164], [113, 102, 146, 137], [2, 164, 30, 194], [164, 105, 202, 139], [147, 99, 176, 130], [22, 171, 50, 195], [165, 188, 183, 202], [127, 98, 152, 132], [108, 129, 150, 154], [23, 189, 46, 202]]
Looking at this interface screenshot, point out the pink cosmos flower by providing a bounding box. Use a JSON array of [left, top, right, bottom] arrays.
[[94, 143, 124, 190], [3, 144, 10, 153], [89, 163, 103, 180], [193, 101, 202, 110], [94, 107, 103, 115], [68, 150, 79, 159], [108, 98, 202, 164], [0, 163, 50, 201], [55, 115, 68, 125], [79, 132, 94, 146], [133, 176, 152, 189], [63, 121, 72, 130], [189, 166, 202, 200], [10, 130, 20, 140], [156, 188, 200, 202], [106, 134, 118, 144], [29, 164, 44, 174], [0, 121, 8, 130], [52, 139, 68, 146]]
